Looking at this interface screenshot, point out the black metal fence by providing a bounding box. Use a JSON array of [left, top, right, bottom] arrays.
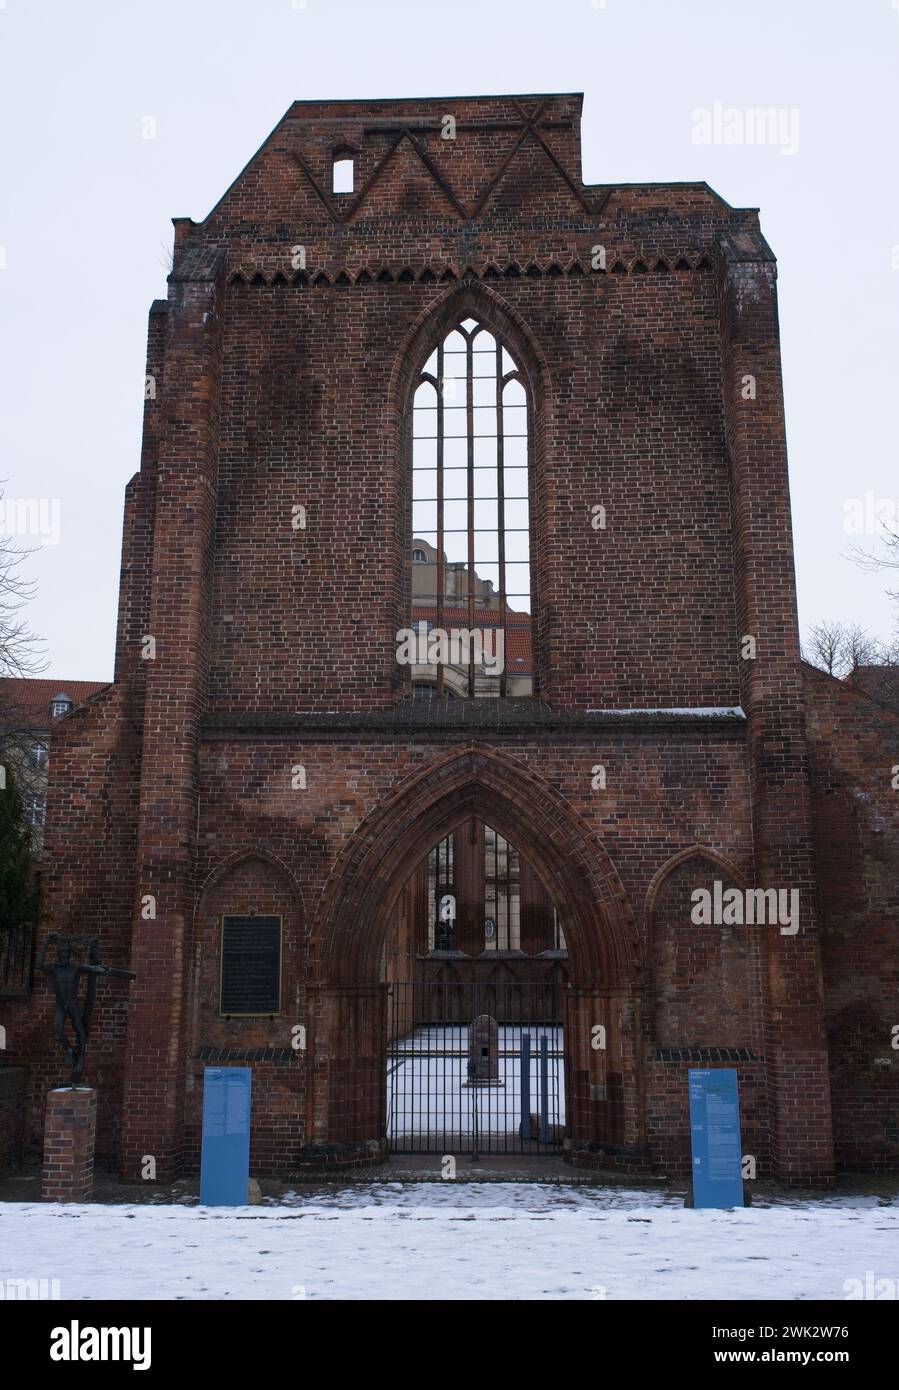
[[386, 980, 565, 1154]]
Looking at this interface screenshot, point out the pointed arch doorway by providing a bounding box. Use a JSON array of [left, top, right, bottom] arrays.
[[307, 747, 646, 1169], [384, 816, 569, 1154]]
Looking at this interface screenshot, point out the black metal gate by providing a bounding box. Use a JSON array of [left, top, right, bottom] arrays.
[[386, 980, 565, 1154]]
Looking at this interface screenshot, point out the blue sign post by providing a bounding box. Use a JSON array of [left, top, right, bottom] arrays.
[[200, 1066, 252, 1206], [688, 1067, 744, 1209]]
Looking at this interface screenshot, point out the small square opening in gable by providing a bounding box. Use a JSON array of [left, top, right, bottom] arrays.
[[332, 157, 354, 194]]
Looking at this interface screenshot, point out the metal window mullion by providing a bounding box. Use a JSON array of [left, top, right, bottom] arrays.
[[505, 838, 511, 951], [496, 339, 507, 696], [494, 834, 500, 948], [507, 842, 512, 951], [466, 332, 475, 697], [500, 837, 505, 950], [436, 342, 445, 698]]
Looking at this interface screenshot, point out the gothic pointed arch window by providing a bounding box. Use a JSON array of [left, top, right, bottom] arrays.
[[410, 316, 532, 698]]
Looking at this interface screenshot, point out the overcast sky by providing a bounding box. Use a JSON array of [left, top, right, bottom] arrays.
[[1, 0, 897, 681]]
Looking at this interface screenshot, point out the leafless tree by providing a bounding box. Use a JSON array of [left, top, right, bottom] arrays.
[[0, 489, 47, 949], [846, 517, 899, 605], [802, 619, 894, 679], [0, 483, 47, 783], [842, 622, 886, 673], [0, 486, 46, 683], [802, 620, 846, 676]]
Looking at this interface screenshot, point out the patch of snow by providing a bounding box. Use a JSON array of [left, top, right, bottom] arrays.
[[585, 707, 746, 718], [388, 1025, 564, 1138]]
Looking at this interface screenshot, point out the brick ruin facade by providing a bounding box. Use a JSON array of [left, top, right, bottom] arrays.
[[3, 93, 897, 1184]]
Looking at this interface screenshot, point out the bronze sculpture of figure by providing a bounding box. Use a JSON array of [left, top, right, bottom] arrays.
[[39, 934, 135, 1086]]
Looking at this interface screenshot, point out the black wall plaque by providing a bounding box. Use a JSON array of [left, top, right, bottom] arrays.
[[220, 916, 282, 1015]]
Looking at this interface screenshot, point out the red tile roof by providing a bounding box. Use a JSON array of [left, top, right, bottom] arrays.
[[0, 677, 108, 727]]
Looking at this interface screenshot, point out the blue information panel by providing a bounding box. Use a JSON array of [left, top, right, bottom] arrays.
[[688, 1067, 744, 1209], [200, 1067, 252, 1206]]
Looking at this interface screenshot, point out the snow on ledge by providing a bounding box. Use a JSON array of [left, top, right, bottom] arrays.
[[585, 706, 746, 718]]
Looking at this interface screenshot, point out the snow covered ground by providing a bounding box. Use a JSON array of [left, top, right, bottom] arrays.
[[2, 1182, 897, 1301], [387, 1024, 564, 1142]]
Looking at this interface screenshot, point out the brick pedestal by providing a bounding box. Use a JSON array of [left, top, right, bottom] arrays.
[[42, 1088, 97, 1202]]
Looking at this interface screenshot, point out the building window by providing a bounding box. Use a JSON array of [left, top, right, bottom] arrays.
[[31, 742, 48, 769], [412, 681, 455, 702], [412, 548, 427, 564], [411, 317, 532, 697], [332, 156, 354, 194], [483, 824, 520, 951], [424, 823, 525, 952], [427, 834, 455, 951], [51, 698, 72, 718], [25, 793, 45, 829]]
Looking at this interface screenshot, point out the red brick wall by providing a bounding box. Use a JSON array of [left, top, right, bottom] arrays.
[[203, 267, 739, 713], [804, 664, 899, 1170], [649, 857, 759, 1049]]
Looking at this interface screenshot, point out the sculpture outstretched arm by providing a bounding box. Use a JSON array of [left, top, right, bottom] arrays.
[[78, 964, 137, 980]]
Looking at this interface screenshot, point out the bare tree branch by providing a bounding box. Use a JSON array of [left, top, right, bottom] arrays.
[[846, 517, 899, 605], [0, 483, 47, 681], [802, 619, 895, 679]]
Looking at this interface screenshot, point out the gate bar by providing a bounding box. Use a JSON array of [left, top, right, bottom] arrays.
[[539, 1034, 549, 1144], [520, 1033, 531, 1141]]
